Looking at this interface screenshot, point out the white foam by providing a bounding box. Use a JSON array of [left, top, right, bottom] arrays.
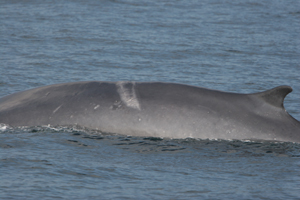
[[0, 124, 8, 131]]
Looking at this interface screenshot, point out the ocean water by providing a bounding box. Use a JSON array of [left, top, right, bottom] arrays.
[[0, 0, 300, 199]]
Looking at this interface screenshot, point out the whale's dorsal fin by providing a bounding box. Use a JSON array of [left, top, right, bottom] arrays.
[[253, 86, 292, 108]]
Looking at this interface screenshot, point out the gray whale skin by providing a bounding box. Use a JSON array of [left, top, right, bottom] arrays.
[[0, 81, 299, 143]]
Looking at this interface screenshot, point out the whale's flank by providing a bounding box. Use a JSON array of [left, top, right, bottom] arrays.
[[0, 81, 299, 143]]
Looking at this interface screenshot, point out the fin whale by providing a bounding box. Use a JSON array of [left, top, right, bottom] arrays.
[[0, 81, 299, 143]]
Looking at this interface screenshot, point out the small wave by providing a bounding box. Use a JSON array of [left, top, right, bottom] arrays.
[[0, 123, 9, 131], [1, 124, 300, 157]]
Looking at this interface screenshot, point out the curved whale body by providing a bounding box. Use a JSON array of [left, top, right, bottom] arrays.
[[0, 81, 299, 142]]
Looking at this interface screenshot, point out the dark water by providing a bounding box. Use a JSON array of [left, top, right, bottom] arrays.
[[1, 0, 300, 199], [1, 127, 300, 199]]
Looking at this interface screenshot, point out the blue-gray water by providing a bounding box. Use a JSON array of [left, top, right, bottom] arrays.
[[0, 0, 300, 199]]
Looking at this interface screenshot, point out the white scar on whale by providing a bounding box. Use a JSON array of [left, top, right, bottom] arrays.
[[116, 81, 141, 110], [53, 104, 63, 114]]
